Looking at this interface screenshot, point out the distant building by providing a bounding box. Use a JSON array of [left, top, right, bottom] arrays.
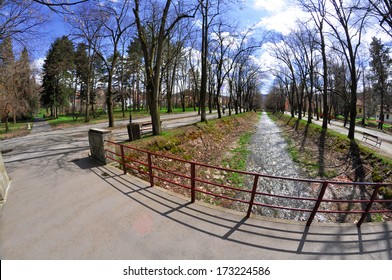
[[375, 105, 392, 124], [356, 99, 364, 118]]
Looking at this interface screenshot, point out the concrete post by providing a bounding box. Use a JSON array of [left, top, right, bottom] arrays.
[[0, 151, 10, 204], [88, 128, 113, 164]]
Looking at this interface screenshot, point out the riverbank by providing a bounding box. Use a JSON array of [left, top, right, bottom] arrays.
[[269, 112, 392, 222]]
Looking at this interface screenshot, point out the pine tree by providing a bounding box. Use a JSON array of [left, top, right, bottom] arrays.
[[369, 37, 392, 129], [41, 36, 75, 117]]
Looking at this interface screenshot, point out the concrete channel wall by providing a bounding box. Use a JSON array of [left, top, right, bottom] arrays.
[[0, 151, 10, 204]]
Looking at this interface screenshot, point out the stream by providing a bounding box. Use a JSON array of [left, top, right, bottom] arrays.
[[246, 112, 316, 221]]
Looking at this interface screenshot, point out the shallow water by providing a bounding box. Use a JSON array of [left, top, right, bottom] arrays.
[[247, 113, 315, 221]]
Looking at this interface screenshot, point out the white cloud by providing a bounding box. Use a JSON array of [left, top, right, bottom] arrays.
[[32, 58, 44, 84], [252, 0, 285, 12], [255, 6, 309, 35], [32, 58, 44, 71]]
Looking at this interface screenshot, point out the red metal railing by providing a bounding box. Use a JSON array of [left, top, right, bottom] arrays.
[[105, 140, 392, 227]]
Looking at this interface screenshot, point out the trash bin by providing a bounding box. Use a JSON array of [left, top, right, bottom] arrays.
[[127, 123, 141, 141]]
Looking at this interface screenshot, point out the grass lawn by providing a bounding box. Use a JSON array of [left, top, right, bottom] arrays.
[[0, 121, 32, 140]]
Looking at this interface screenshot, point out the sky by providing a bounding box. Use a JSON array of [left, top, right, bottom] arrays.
[[31, 0, 391, 91], [34, 0, 306, 55], [33, 1, 305, 79]]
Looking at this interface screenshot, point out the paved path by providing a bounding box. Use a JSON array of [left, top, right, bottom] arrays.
[[312, 118, 392, 157], [285, 113, 392, 158], [0, 112, 391, 259], [31, 118, 52, 134]]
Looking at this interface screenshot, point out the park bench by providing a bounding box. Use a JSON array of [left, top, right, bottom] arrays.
[[362, 132, 382, 148], [139, 121, 162, 131]]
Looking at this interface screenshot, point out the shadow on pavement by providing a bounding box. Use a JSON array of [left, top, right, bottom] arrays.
[[71, 157, 104, 170], [91, 164, 392, 259]]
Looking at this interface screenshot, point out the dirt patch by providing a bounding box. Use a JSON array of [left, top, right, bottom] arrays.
[[128, 112, 259, 167]]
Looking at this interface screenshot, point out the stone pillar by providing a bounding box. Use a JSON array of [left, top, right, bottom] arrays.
[[88, 128, 113, 164], [0, 151, 10, 204]]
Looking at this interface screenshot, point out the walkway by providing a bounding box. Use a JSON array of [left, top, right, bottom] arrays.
[[31, 118, 52, 134], [309, 116, 392, 157], [0, 112, 391, 259], [1, 158, 391, 259]]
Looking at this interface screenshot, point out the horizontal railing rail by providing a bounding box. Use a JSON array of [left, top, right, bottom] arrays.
[[104, 140, 392, 227]]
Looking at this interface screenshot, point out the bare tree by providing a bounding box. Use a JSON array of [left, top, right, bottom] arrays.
[[198, 0, 222, 122], [210, 21, 260, 118], [271, 39, 300, 118], [326, 0, 369, 139], [68, 1, 106, 122], [133, 0, 196, 135], [0, 0, 45, 45], [86, 0, 135, 128], [298, 0, 330, 129], [369, 0, 392, 37], [1, 39, 38, 130]]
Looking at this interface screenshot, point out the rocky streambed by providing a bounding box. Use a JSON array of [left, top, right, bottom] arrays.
[[246, 112, 317, 221]]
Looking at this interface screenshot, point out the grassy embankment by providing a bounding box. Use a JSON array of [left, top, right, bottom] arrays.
[[269, 112, 392, 199], [119, 111, 259, 208]]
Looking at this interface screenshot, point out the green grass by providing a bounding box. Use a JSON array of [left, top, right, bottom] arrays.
[[160, 107, 197, 114], [46, 109, 151, 128], [0, 121, 32, 140], [221, 132, 253, 188]]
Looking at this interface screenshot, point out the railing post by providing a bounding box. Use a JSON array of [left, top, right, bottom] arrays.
[[191, 162, 196, 203], [357, 184, 381, 227], [147, 152, 154, 187], [120, 145, 127, 174], [246, 175, 259, 218], [306, 181, 328, 227]]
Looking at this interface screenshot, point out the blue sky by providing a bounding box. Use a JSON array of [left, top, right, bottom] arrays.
[[33, 1, 298, 68], [32, 0, 391, 91]]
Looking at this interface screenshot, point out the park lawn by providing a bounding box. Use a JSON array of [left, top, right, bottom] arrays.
[[47, 107, 199, 128], [47, 109, 148, 128], [0, 121, 31, 140]]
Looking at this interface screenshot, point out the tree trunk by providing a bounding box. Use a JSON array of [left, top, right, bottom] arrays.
[[107, 73, 114, 127], [200, 1, 208, 122], [307, 94, 313, 124]]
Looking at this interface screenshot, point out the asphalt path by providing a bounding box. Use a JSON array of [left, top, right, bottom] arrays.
[[311, 118, 392, 158]]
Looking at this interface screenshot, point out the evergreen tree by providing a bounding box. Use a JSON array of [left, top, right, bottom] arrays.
[[74, 43, 89, 118], [16, 47, 39, 117], [127, 38, 143, 111], [41, 36, 75, 117], [369, 37, 392, 129]]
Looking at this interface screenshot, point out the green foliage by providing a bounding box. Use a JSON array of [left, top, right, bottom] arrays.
[[0, 122, 31, 140], [41, 36, 75, 115], [380, 187, 392, 199], [371, 213, 384, 222], [372, 170, 383, 182], [221, 132, 253, 188]]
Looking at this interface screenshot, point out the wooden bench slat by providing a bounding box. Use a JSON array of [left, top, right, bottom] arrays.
[[362, 132, 382, 148]]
